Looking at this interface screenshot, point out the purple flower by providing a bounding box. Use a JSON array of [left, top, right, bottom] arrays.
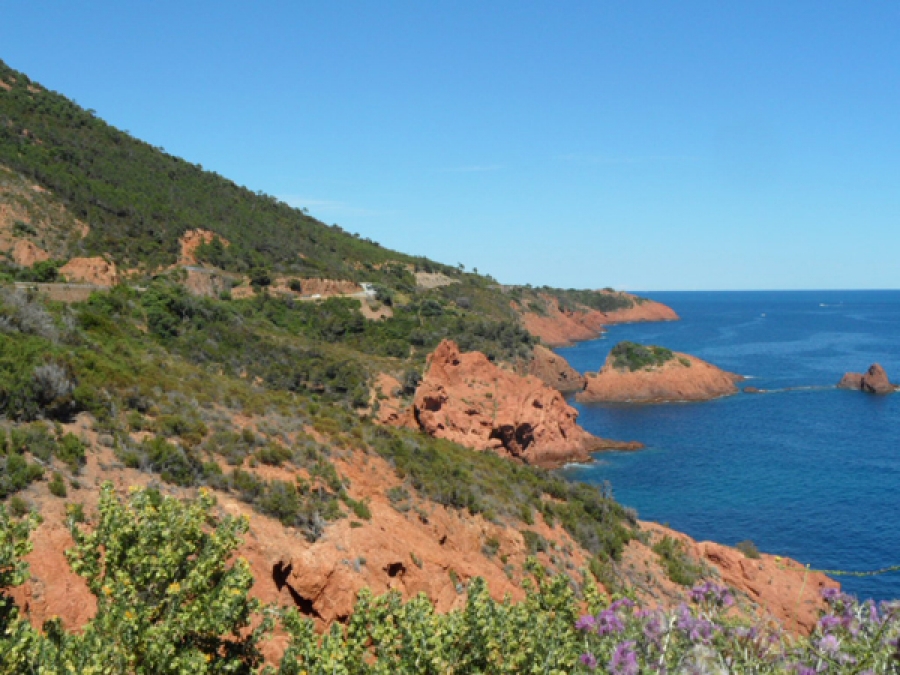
[[580, 653, 598, 670], [795, 666, 817, 675], [596, 608, 625, 635], [817, 634, 840, 654], [821, 587, 841, 601], [609, 598, 635, 613], [818, 614, 841, 631], [576, 615, 597, 632], [642, 611, 666, 644], [608, 641, 638, 675], [690, 581, 735, 608]]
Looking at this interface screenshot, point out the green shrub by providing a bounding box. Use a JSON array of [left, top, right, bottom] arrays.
[[610, 341, 675, 371], [48, 472, 67, 497], [736, 539, 761, 559], [652, 535, 702, 587], [522, 530, 548, 555], [8, 496, 29, 517]]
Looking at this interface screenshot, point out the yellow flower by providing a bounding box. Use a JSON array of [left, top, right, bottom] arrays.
[[125, 610, 135, 620], [102, 585, 113, 596], [167, 582, 181, 594]]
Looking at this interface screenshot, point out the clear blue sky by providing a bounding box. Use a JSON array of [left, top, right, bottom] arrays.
[[3, 1, 899, 290]]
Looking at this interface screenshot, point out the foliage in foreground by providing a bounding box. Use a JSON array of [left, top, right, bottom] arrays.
[[2, 488, 900, 674]]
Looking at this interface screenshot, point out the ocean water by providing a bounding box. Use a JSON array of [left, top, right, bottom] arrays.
[[556, 291, 900, 601]]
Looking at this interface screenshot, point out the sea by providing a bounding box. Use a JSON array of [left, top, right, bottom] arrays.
[[556, 290, 900, 601]]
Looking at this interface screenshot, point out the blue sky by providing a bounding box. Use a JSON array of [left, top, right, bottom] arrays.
[[3, 1, 899, 290]]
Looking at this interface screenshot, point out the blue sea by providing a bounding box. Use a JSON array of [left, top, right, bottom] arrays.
[[556, 291, 900, 601]]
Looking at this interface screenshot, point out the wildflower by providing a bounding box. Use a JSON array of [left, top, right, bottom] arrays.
[[596, 608, 625, 635], [818, 614, 841, 631], [817, 634, 840, 654], [608, 641, 638, 675], [167, 582, 181, 595], [580, 653, 598, 670], [641, 611, 666, 644], [821, 587, 841, 602], [576, 615, 597, 632], [609, 598, 635, 613]]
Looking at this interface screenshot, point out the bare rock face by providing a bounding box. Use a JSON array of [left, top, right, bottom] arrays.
[[837, 364, 896, 395], [630, 523, 838, 635], [527, 345, 586, 394], [578, 349, 743, 403], [59, 257, 119, 287], [412, 340, 638, 467]]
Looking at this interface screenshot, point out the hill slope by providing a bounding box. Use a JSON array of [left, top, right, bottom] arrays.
[[0, 57, 833, 668]]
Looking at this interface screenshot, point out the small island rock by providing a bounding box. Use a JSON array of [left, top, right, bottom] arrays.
[[577, 342, 743, 403], [837, 363, 897, 395]]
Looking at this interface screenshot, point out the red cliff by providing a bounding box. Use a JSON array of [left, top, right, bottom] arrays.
[[518, 292, 679, 348], [412, 340, 639, 467], [526, 345, 586, 394]]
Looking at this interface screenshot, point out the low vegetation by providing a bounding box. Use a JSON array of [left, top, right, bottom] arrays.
[[610, 341, 676, 372]]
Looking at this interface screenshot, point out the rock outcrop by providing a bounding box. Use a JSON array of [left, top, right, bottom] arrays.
[[518, 293, 679, 347], [59, 257, 119, 287], [627, 522, 837, 635], [578, 349, 743, 403], [837, 364, 897, 395], [411, 340, 639, 467], [11, 239, 50, 267], [527, 345, 586, 394]]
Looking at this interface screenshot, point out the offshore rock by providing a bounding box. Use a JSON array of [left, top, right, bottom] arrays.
[[412, 340, 638, 467], [578, 351, 743, 403], [527, 345, 586, 394], [837, 364, 897, 395]]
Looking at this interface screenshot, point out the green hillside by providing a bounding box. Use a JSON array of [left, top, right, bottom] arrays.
[[0, 58, 453, 281]]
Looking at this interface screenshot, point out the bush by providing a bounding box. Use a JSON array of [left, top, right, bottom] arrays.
[[48, 472, 67, 497], [652, 535, 702, 587], [736, 539, 761, 559], [610, 341, 675, 371]]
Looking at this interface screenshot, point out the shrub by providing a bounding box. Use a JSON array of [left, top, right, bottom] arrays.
[[610, 341, 675, 371], [736, 539, 761, 559], [48, 472, 67, 497], [8, 496, 29, 517], [652, 535, 701, 587]]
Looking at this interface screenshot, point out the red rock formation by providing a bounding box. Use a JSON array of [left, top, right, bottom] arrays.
[[11, 240, 50, 267], [59, 257, 119, 287], [411, 340, 638, 467], [527, 345, 586, 394], [578, 350, 743, 403], [518, 293, 679, 347], [837, 364, 896, 395], [630, 522, 836, 635], [602, 298, 680, 325]]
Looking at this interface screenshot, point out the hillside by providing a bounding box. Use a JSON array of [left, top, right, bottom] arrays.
[[0, 59, 854, 672]]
